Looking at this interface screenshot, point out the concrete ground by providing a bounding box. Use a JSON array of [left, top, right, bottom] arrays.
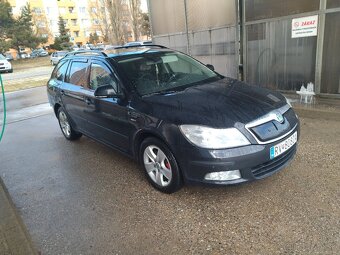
[[0, 89, 339, 254]]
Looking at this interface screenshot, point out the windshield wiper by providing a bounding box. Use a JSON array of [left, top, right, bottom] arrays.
[[143, 89, 182, 96]]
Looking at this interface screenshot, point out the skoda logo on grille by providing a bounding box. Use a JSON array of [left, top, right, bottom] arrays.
[[275, 112, 284, 123]]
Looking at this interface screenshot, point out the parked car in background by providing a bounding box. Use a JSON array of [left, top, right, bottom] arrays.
[[0, 54, 13, 73], [31, 49, 49, 57], [4, 52, 13, 61], [124, 41, 152, 47], [47, 46, 299, 193], [50, 51, 68, 65], [18, 52, 30, 59]]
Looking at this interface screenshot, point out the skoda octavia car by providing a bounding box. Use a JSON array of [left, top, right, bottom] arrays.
[[47, 45, 299, 193]]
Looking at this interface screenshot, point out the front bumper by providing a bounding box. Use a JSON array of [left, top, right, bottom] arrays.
[[178, 126, 299, 185], [0, 66, 12, 72]]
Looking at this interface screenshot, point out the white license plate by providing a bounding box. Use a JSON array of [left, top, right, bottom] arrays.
[[270, 132, 297, 159]]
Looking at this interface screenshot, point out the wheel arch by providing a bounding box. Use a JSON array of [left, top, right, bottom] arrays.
[[54, 103, 61, 117], [133, 130, 173, 164]]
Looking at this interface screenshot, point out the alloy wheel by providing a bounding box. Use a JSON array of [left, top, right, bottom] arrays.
[[143, 145, 172, 187], [59, 111, 71, 137]]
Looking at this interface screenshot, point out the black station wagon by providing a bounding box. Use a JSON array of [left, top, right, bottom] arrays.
[[47, 45, 299, 193]]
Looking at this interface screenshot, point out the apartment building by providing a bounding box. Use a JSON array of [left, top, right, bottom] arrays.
[[7, 0, 135, 46]]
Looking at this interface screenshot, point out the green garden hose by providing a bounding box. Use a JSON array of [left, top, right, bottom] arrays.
[[0, 74, 6, 142]]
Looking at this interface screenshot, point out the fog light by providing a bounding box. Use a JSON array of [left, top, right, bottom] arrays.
[[204, 170, 241, 181]]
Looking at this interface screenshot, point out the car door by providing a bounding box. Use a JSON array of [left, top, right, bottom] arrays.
[[60, 59, 90, 132], [83, 60, 132, 152]]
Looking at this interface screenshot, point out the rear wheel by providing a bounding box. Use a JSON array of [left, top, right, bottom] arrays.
[[57, 107, 82, 140], [140, 137, 183, 193]]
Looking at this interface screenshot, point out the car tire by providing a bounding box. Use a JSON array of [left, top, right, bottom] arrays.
[[57, 107, 82, 140], [8, 69, 13, 73], [140, 137, 183, 193]]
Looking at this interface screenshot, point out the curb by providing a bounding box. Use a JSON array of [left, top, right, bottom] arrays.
[[0, 177, 37, 255]]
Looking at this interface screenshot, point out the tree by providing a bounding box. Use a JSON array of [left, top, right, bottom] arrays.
[[88, 0, 110, 43], [0, 0, 14, 53], [89, 32, 99, 44], [31, 7, 52, 41], [106, 0, 126, 45], [140, 12, 151, 40], [52, 16, 72, 50], [128, 0, 141, 41], [10, 3, 47, 57]]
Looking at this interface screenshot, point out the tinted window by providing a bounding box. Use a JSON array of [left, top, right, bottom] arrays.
[[51, 60, 69, 81], [117, 52, 219, 95], [68, 61, 89, 86], [327, 0, 340, 8], [89, 63, 118, 91]]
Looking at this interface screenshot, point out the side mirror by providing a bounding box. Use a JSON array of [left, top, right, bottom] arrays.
[[94, 85, 123, 98], [206, 64, 215, 71]]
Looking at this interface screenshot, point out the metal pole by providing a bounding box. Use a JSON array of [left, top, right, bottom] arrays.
[[314, 0, 327, 94], [146, 0, 155, 41], [183, 0, 191, 55]]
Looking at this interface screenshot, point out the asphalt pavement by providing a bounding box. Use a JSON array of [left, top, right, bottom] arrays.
[[0, 89, 339, 254]]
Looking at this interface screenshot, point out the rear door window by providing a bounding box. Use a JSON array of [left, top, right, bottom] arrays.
[[68, 61, 89, 87], [51, 60, 69, 81]]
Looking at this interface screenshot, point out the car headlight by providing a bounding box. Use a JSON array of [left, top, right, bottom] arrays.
[[179, 125, 250, 149]]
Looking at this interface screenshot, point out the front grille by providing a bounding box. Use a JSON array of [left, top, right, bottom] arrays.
[[251, 145, 296, 178], [250, 109, 297, 142]]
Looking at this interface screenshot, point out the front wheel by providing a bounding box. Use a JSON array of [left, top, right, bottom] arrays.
[[140, 137, 183, 193], [57, 107, 82, 140]]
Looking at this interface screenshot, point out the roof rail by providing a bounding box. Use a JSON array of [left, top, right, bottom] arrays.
[[113, 44, 168, 50], [65, 50, 107, 57]]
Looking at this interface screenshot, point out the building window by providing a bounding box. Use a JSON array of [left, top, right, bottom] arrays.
[[92, 19, 100, 25], [79, 7, 86, 13], [74, 31, 79, 37], [37, 21, 46, 28], [63, 19, 68, 26], [71, 19, 77, 26], [96, 31, 102, 36], [32, 7, 42, 15], [69, 7, 74, 13], [42, 34, 49, 38], [91, 7, 97, 13], [59, 7, 66, 15], [81, 19, 89, 26]]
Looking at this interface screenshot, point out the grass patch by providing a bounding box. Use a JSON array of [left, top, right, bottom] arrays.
[[4, 78, 48, 92], [11, 57, 51, 71]]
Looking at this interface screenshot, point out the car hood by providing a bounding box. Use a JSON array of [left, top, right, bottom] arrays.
[[134, 78, 287, 128]]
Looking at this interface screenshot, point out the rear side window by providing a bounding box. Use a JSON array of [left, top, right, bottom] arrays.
[[68, 61, 89, 86], [51, 60, 69, 81], [89, 63, 118, 91]]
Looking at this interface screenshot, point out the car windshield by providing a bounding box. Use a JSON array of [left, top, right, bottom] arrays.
[[116, 51, 221, 95], [0, 54, 6, 60]]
